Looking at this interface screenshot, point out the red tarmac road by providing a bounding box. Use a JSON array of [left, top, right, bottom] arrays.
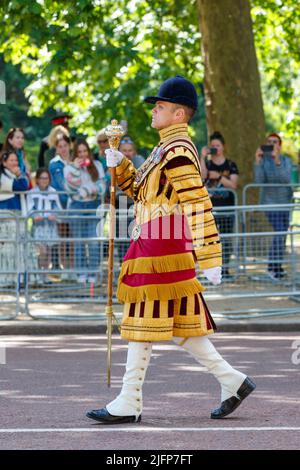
[[0, 332, 299, 450]]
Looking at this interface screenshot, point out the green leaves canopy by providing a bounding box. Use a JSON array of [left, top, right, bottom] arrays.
[[1, 0, 300, 149], [0, 0, 202, 148]]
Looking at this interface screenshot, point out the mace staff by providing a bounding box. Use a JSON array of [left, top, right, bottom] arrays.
[[104, 119, 125, 387]]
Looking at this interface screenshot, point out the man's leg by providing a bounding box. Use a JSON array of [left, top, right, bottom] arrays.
[[173, 336, 256, 419], [275, 211, 290, 276], [86, 341, 152, 424]]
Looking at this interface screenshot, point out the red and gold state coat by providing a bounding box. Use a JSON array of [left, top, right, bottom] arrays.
[[115, 123, 221, 342]]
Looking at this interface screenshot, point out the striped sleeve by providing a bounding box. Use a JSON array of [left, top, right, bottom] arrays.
[[164, 155, 222, 270], [64, 164, 81, 194], [115, 157, 136, 199]]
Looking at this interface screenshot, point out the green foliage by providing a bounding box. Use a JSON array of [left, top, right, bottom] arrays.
[[0, 0, 300, 155], [0, 54, 53, 140], [0, 0, 204, 151], [24, 139, 40, 170], [251, 0, 300, 145]]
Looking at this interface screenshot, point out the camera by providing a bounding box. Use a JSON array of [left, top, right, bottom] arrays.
[[208, 147, 218, 156], [79, 159, 90, 168], [260, 144, 273, 157]]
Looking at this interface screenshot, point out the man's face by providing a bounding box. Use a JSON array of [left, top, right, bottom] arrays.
[[267, 136, 281, 153], [119, 143, 136, 159], [151, 101, 178, 130], [210, 139, 224, 157], [97, 135, 109, 154]]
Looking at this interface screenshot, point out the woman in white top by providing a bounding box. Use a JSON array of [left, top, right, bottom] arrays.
[[27, 168, 62, 278]]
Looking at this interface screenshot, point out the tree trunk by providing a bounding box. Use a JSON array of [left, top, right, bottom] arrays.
[[197, 0, 265, 196]]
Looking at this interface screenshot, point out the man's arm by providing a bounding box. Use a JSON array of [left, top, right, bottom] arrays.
[[272, 156, 292, 184], [164, 156, 222, 271], [254, 148, 266, 184], [115, 157, 137, 199]]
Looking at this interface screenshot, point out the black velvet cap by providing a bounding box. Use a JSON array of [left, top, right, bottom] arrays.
[[144, 76, 198, 110]]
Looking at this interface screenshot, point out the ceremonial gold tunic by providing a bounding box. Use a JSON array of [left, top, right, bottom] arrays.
[[115, 123, 221, 342]]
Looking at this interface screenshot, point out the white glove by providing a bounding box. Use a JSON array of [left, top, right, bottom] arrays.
[[105, 149, 124, 167], [203, 266, 222, 285]]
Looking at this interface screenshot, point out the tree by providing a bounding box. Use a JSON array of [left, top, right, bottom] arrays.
[[0, 0, 299, 174], [251, 0, 300, 148], [0, 0, 205, 151], [197, 0, 266, 189]]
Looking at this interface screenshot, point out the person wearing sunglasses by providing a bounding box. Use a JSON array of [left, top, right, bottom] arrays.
[[94, 129, 111, 202], [94, 129, 110, 171], [254, 132, 293, 280]]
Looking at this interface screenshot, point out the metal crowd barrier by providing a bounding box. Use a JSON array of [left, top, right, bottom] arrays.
[[242, 183, 300, 206], [207, 203, 300, 318], [206, 187, 238, 205], [0, 211, 20, 319], [0, 188, 300, 319], [23, 209, 108, 319]]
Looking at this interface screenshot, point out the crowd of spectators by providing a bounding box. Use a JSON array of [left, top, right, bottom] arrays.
[[0, 117, 146, 284], [0, 116, 297, 285]]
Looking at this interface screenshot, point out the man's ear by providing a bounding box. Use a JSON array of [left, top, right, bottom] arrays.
[[174, 107, 185, 121]]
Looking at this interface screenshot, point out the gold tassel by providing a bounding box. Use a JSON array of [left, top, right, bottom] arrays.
[[117, 278, 204, 303], [120, 252, 195, 276]]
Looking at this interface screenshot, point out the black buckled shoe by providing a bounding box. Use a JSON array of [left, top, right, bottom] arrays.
[[86, 407, 141, 425], [210, 376, 256, 419]]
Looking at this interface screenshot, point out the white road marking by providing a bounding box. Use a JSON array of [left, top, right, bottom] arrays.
[[0, 427, 299, 433]]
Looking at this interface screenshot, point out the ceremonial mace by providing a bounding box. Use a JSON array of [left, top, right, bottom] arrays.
[[104, 119, 125, 387]]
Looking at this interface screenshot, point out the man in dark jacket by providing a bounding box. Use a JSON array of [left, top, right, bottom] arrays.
[[38, 114, 72, 168]]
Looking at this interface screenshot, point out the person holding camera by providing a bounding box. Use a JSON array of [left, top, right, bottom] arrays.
[[254, 133, 293, 280], [64, 139, 106, 284], [200, 131, 238, 279]]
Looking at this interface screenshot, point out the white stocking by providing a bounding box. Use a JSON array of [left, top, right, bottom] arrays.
[[106, 341, 152, 419], [173, 336, 246, 401]]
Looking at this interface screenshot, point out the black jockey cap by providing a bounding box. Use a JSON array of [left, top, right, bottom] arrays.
[[144, 76, 198, 110], [51, 113, 72, 126]]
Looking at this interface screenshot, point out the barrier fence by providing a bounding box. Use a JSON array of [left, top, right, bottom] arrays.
[[0, 211, 19, 319], [0, 187, 300, 320], [242, 183, 300, 206]]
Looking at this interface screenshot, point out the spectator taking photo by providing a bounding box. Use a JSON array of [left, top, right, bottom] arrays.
[[254, 132, 293, 280]]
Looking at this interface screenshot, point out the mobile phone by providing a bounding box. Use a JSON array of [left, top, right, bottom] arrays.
[[208, 147, 218, 156], [260, 144, 273, 152], [80, 159, 90, 168], [260, 144, 273, 158]]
